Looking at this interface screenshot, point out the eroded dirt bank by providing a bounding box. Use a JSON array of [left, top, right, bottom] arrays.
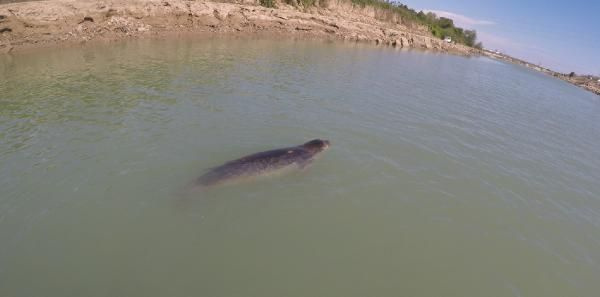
[[0, 0, 479, 55]]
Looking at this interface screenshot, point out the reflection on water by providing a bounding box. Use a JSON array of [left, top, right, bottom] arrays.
[[1, 37, 600, 297]]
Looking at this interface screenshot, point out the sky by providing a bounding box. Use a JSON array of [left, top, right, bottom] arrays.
[[399, 0, 599, 75]]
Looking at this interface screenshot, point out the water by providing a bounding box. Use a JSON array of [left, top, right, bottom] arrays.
[[1, 37, 600, 297]]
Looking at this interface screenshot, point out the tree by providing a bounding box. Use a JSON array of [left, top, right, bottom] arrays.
[[464, 30, 477, 47], [425, 12, 437, 22], [438, 17, 454, 28], [474, 42, 483, 50], [569, 72, 575, 78]]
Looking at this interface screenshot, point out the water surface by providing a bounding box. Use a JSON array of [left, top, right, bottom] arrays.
[[1, 38, 600, 297]]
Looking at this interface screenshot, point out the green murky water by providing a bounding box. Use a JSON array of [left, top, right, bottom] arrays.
[[1, 38, 600, 297]]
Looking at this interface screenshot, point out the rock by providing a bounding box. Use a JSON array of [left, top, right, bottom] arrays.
[[375, 38, 380, 44], [0, 27, 12, 33], [106, 9, 118, 17], [423, 38, 432, 49], [213, 9, 224, 21], [391, 39, 398, 47], [0, 15, 6, 22], [78, 16, 94, 24], [137, 24, 151, 32], [400, 37, 408, 47], [0, 45, 13, 54], [295, 26, 312, 31]]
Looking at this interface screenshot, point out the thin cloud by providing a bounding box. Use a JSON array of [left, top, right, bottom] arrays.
[[476, 32, 577, 72], [477, 31, 544, 54], [477, 31, 521, 49], [423, 10, 495, 27]]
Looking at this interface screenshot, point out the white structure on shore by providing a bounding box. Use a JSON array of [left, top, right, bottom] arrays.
[[444, 36, 451, 43]]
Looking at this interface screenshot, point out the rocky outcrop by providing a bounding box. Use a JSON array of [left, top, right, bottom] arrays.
[[0, 0, 479, 55], [564, 77, 600, 96]]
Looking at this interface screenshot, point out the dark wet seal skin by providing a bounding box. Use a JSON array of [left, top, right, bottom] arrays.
[[195, 139, 330, 187]]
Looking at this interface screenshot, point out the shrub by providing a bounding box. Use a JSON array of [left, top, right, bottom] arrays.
[[350, 0, 482, 48], [300, 0, 316, 7], [260, 0, 276, 8]]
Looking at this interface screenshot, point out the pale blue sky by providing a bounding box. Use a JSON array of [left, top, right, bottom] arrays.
[[400, 0, 599, 75]]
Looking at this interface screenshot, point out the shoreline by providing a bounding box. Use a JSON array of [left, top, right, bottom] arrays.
[[1, 0, 597, 97], [483, 50, 600, 96], [0, 0, 478, 55]]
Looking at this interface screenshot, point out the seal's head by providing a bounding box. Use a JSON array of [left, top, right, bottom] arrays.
[[302, 139, 330, 154]]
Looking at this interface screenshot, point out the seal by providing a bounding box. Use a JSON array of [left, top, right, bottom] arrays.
[[193, 139, 330, 188]]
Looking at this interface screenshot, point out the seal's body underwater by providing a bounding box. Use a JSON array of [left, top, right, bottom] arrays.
[[194, 139, 330, 187]]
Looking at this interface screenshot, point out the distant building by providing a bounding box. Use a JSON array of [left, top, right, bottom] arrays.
[[443, 36, 451, 43]]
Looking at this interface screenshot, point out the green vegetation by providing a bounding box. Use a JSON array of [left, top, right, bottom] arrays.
[[349, 0, 482, 47], [282, 0, 323, 8], [260, 0, 277, 8], [423, 13, 478, 46], [300, 0, 318, 7], [260, 0, 482, 48]]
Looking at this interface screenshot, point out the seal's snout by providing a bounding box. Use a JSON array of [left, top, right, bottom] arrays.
[[302, 139, 330, 152]]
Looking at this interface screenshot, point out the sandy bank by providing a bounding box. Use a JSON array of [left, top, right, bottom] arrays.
[[0, 0, 479, 55]]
